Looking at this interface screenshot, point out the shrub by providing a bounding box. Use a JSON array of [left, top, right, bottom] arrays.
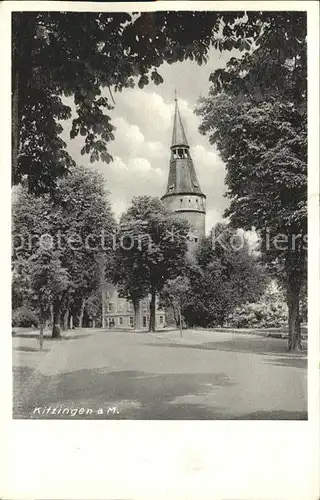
[[229, 301, 288, 328], [228, 281, 288, 328], [12, 307, 39, 328]]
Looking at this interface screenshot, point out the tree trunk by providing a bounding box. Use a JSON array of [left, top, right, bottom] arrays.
[[170, 300, 179, 328], [178, 304, 183, 338], [101, 286, 106, 328], [99, 255, 106, 328], [63, 309, 69, 331], [133, 299, 139, 330], [285, 249, 305, 352], [69, 315, 73, 329], [12, 13, 22, 186], [50, 305, 54, 327], [149, 285, 156, 332], [61, 293, 70, 331], [78, 298, 86, 329], [92, 318, 96, 328], [287, 280, 302, 351], [218, 315, 226, 328], [12, 68, 19, 183], [52, 300, 62, 338], [39, 321, 44, 351]]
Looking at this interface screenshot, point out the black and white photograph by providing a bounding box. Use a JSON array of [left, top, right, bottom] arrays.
[[2, 1, 320, 499], [10, 6, 310, 423]]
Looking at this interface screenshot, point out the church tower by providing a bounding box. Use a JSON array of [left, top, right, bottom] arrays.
[[161, 95, 206, 250]]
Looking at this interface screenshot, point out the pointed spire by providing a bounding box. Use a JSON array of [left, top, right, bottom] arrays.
[[162, 95, 206, 198], [171, 93, 189, 148]]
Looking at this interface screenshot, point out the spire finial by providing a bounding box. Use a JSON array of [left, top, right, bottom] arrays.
[[171, 91, 188, 148]]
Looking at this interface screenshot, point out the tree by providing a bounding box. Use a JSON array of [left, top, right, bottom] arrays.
[[112, 250, 148, 329], [12, 165, 116, 338], [161, 276, 190, 337], [51, 165, 116, 336], [12, 187, 63, 341], [13, 10, 277, 194], [116, 196, 190, 332], [183, 223, 268, 328], [14, 248, 68, 350], [85, 292, 102, 328], [196, 13, 307, 350]]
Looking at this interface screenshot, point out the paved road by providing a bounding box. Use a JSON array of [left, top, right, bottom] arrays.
[[12, 328, 307, 420]]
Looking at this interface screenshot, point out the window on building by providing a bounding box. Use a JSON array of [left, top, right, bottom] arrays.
[[119, 317, 123, 326], [107, 302, 113, 312], [159, 316, 164, 325], [118, 300, 125, 312], [141, 300, 148, 313], [127, 301, 133, 312], [143, 316, 147, 328], [180, 198, 183, 203], [178, 149, 184, 158], [129, 316, 134, 327], [194, 237, 198, 243]]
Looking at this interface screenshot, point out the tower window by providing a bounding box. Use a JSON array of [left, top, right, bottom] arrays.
[[180, 198, 183, 202], [189, 199, 191, 203], [194, 237, 198, 243]]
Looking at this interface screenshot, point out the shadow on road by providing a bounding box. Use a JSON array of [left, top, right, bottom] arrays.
[[142, 338, 307, 361], [14, 346, 51, 353], [13, 333, 51, 339], [12, 364, 308, 420], [263, 357, 307, 369], [13, 333, 93, 340], [13, 367, 234, 420], [233, 410, 307, 420], [13, 366, 36, 379]]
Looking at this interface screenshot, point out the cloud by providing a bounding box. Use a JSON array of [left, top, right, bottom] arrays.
[[101, 153, 166, 221], [108, 89, 173, 144], [145, 141, 165, 157], [206, 208, 225, 234], [111, 117, 145, 156], [128, 157, 153, 175], [61, 48, 235, 224]]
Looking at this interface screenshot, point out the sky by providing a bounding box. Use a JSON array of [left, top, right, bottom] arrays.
[[62, 47, 239, 233]]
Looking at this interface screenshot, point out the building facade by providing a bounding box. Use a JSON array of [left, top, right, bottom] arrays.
[[103, 283, 166, 330]]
